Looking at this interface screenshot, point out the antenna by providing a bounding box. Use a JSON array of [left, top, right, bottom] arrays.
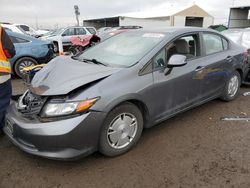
[[74, 5, 80, 26]]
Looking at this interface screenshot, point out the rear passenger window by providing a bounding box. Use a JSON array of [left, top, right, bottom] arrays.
[[203, 33, 223, 55], [75, 28, 86, 35], [222, 38, 229, 50]]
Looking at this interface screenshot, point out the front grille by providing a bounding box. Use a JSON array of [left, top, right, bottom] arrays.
[[17, 91, 47, 116]]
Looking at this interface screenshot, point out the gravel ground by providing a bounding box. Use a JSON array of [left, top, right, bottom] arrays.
[[1, 79, 250, 188]]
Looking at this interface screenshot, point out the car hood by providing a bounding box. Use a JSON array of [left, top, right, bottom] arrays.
[[30, 56, 121, 96]]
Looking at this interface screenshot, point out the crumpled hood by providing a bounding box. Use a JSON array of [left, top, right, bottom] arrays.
[[30, 56, 121, 96]]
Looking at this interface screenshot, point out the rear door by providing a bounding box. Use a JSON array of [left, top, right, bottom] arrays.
[[198, 32, 230, 99]]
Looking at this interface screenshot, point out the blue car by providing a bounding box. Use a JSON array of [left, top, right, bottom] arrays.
[[7, 31, 54, 78]]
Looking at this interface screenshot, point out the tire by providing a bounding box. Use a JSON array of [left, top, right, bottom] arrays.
[[99, 102, 143, 157], [14, 57, 38, 78], [220, 71, 241, 101]]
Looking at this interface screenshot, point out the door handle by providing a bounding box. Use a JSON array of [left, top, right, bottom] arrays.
[[195, 66, 205, 72], [226, 56, 233, 62]]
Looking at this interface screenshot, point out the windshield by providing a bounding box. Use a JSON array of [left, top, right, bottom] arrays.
[[222, 30, 243, 43], [79, 32, 166, 67]]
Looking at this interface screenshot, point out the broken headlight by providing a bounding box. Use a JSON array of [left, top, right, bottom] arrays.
[[41, 98, 99, 117]]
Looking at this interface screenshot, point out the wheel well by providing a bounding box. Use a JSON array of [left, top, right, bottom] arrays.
[[118, 99, 150, 128], [52, 41, 58, 45], [236, 69, 243, 83]]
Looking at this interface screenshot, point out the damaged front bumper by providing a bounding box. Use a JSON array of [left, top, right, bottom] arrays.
[[4, 102, 106, 160]]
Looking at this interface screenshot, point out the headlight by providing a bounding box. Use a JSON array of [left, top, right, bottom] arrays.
[[42, 98, 99, 117]]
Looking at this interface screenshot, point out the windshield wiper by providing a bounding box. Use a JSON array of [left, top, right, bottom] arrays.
[[82, 58, 108, 67]]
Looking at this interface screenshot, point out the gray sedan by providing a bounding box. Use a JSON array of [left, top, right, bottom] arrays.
[[4, 27, 249, 160]]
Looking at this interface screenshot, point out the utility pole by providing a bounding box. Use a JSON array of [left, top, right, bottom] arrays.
[[74, 5, 80, 26]]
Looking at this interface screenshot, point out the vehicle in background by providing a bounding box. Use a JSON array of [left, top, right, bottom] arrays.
[[14, 23, 49, 37], [7, 31, 54, 78], [68, 35, 100, 55], [99, 29, 129, 41], [40, 26, 97, 52], [97, 27, 112, 34], [208, 25, 228, 32], [1, 23, 26, 34], [4, 28, 249, 160], [222, 29, 250, 49], [1, 23, 49, 37]]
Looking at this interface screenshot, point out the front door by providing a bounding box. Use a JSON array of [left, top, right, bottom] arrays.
[[152, 33, 204, 122]]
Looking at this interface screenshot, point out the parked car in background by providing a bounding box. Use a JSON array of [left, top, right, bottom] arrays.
[[4, 28, 249, 160], [40, 26, 97, 52], [2, 23, 49, 37], [7, 31, 54, 78], [97, 27, 112, 34], [99, 26, 142, 41], [208, 25, 228, 32], [222, 29, 250, 49], [1, 23, 26, 35], [99, 29, 129, 41], [14, 23, 49, 37]]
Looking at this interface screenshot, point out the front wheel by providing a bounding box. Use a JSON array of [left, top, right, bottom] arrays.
[[220, 71, 241, 101], [99, 103, 143, 157]]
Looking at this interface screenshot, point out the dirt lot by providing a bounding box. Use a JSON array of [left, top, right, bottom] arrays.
[[1, 79, 250, 188]]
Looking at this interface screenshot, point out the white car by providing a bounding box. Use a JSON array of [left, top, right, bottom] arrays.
[[1, 23, 26, 34], [14, 24, 49, 37], [222, 29, 250, 49], [40, 26, 97, 52], [1, 23, 49, 37]]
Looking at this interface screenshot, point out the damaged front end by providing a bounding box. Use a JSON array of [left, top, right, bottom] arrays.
[[17, 90, 48, 117]]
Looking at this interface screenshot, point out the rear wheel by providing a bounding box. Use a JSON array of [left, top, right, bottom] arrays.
[[220, 71, 241, 101], [14, 57, 38, 78], [99, 103, 143, 157]]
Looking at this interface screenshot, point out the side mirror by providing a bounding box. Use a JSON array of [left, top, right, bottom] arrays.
[[61, 33, 66, 37], [167, 54, 187, 68]]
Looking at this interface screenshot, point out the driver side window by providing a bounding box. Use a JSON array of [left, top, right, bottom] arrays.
[[167, 34, 200, 61]]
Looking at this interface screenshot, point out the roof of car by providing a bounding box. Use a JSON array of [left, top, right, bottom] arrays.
[[6, 30, 48, 43], [124, 27, 217, 35]]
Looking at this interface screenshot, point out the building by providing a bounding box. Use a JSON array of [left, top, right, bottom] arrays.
[[83, 5, 214, 29], [228, 6, 250, 28]]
